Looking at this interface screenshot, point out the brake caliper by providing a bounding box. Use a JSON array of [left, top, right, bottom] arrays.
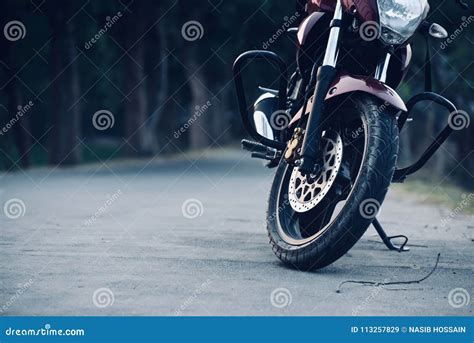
[[284, 127, 304, 165]]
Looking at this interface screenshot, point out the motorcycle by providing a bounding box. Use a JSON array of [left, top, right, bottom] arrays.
[[233, 0, 469, 270]]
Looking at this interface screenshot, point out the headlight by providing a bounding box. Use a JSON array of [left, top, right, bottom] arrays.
[[377, 0, 430, 45]]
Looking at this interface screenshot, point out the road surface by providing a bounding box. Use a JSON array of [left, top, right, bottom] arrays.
[[0, 149, 472, 316]]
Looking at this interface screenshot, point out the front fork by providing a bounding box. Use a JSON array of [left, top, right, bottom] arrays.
[[297, 0, 343, 174]]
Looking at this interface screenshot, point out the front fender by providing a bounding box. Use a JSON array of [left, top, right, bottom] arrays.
[[289, 74, 407, 126]]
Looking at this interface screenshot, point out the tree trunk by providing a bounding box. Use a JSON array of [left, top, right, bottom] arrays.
[[48, 7, 65, 165], [123, 3, 148, 156], [187, 61, 210, 149], [62, 20, 82, 165], [142, 19, 169, 155], [179, 0, 210, 150], [10, 84, 31, 168]]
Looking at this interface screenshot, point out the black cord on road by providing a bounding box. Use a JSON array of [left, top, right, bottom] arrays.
[[336, 253, 441, 293]]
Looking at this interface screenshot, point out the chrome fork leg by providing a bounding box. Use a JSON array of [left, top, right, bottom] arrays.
[[322, 0, 343, 67], [298, 0, 342, 174], [375, 53, 392, 83]]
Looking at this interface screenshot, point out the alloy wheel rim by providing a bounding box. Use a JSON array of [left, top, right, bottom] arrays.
[[288, 130, 343, 213]]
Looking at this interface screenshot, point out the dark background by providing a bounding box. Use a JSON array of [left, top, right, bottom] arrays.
[[0, 0, 472, 189]]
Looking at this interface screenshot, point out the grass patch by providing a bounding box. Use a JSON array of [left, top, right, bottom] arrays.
[[394, 179, 474, 214]]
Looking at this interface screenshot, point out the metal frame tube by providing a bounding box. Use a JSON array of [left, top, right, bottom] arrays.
[[393, 92, 457, 182], [232, 50, 288, 150]]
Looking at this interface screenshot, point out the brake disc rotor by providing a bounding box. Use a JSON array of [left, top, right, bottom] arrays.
[[288, 130, 343, 213]]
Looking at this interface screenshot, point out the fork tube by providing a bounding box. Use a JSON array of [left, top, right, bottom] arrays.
[[298, 0, 342, 174], [375, 53, 391, 83], [322, 1, 343, 67]]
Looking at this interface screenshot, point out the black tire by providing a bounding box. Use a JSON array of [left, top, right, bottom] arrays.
[[266, 95, 399, 270]]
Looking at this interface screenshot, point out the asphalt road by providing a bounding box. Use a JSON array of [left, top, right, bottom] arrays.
[[0, 149, 472, 316]]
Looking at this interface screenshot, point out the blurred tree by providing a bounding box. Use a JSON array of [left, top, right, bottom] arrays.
[[0, 0, 471, 189], [122, 1, 149, 156], [47, 1, 83, 165], [179, 0, 211, 149], [63, 14, 82, 165], [143, 8, 169, 155], [0, 0, 32, 168]]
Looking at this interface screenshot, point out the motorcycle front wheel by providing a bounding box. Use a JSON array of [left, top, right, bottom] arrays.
[[266, 95, 399, 270]]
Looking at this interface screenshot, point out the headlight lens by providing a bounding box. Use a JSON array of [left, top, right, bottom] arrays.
[[377, 0, 430, 45]]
